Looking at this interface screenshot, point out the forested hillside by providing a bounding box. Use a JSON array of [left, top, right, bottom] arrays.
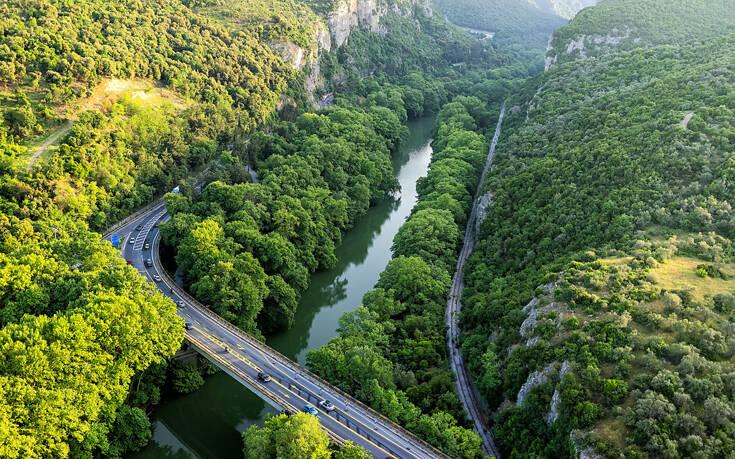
[[547, 0, 735, 66], [461, 0, 735, 457]]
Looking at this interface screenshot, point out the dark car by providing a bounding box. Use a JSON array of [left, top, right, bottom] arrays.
[[258, 372, 272, 383], [135, 225, 143, 231], [184, 322, 193, 330], [144, 258, 153, 267]]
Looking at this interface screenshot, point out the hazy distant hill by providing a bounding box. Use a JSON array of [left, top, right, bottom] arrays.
[[531, 0, 598, 19], [432, 0, 567, 50]]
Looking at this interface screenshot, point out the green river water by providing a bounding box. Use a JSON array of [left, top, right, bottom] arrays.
[[130, 115, 435, 459]]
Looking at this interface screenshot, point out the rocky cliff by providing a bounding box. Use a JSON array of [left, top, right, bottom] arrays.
[[273, 0, 432, 101]]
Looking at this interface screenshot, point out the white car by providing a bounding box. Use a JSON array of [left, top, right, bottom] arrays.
[[319, 400, 335, 412]]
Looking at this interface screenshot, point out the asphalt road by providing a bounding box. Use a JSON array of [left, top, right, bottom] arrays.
[[106, 201, 445, 459]]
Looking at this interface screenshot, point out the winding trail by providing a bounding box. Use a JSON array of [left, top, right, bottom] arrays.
[[26, 120, 74, 170], [446, 102, 505, 459]]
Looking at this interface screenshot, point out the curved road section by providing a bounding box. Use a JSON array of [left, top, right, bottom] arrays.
[[446, 104, 505, 459], [107, 201, 446, 459]]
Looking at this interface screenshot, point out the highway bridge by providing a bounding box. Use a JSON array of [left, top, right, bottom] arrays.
[[107, 200, 447, 459]]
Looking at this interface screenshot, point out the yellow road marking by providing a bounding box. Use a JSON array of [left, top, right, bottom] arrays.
[[298, 384, 420, 459], [270, 379, 400, 457], [149, 234, 407, 458], [196, 316, 410, 456]]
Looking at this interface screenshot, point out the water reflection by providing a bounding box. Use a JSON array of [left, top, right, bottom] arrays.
[[129, 115, 435, 459]]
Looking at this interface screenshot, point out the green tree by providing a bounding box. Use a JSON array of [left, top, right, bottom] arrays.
[[242, 413, 330, 459]]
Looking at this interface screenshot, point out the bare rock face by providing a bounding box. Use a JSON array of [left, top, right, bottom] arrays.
[[475, 192, 493, 235], [328, 0, 425, 48], [329, 0, 382, 48], [273, 43, 307, 70], [517, 362, 556, 406], [546, 26, 641, 69], [278, 0, 429, 103], [545, 360, 571, 425]]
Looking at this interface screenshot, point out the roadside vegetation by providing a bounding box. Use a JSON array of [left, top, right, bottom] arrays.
[[242, 412, 369, 458]]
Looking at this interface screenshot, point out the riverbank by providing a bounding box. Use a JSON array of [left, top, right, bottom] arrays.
[[129, 115, 436, 459]]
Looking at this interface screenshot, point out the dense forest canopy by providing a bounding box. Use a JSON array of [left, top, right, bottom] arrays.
[[460, 0, 735, 457], [0, 0, 526, 456]]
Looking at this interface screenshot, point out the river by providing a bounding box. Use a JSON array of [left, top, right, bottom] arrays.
[[130, 115, 435, 459]]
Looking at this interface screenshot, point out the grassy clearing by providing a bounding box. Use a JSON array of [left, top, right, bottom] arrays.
[[596, 417, 626, 449], [18, 79, 189, 167], [649, 256, 735, 299], [77, 78, 188, 113]]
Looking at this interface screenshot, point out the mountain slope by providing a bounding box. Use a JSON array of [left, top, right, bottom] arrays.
[[547, 0, 735, 66], [460, 1, 735, 457]]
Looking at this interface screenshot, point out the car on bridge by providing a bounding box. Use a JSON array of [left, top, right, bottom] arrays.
[[303, 404, 318, 417], [257, 372, 271, 383], [319, 399, 335, 412]]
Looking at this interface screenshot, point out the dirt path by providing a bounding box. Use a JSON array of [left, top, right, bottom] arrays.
[[681, 112, 694, 129], [446, 103, 505, 459], [26, 120, 75, 170]]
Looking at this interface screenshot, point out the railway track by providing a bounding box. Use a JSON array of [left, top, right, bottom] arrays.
[[445, 102, 506, 459]]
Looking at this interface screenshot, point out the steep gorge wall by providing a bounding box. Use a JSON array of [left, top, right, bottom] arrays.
[[274, 0, 432, 100]]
